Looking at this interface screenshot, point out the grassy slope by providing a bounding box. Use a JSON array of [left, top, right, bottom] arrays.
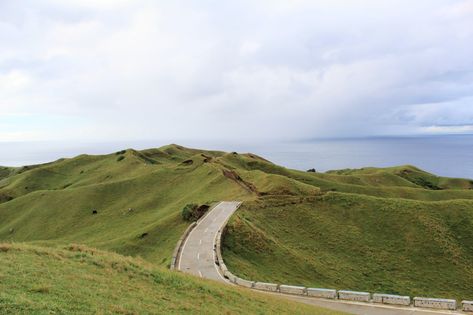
[[217, 156, 473, 301], [0, 167, 16, 180], [0, 145, 324, 266], [223, 194, 473, 300], [0, 243, 343, 315], [218, 152, 473, 198], [2, 144, 473, 302], [0, 145, 256, 266]]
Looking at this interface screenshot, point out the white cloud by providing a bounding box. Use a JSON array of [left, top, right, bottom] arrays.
[[420, 125, 473, 134], [0, 0, 472, 141], [0, 70, 31, 91]]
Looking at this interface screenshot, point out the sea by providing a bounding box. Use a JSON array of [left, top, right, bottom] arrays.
[[1, 134, 473, 179]]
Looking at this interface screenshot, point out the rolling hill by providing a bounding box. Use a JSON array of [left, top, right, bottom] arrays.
[[223, 194, 473, 300], [1, 144, 473, 305]]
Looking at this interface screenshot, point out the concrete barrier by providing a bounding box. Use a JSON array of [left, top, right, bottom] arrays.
[[279, 285, 306, 296], [338, 290, 371, 302], [170, 222, 197, 270], [373, 293, 410, 306], [219, 262, 228, 273], [223, 270, 236, 283], [235, 277, 255, 288], [306, 288, 337, 299], [254, 282, 279, 292], [413, 297, 457, 310], [462, 300, 473, 312]]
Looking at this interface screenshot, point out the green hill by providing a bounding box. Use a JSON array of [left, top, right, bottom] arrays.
[[0, 243, 341, 314], [1, 144, 473, 304], [223, 194, 473, 300], [0, 145, 254, 265]]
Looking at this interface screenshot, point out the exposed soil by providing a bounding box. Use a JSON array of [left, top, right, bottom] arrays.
[[222, 169, 258, 194], [181, 159, 194, 166]]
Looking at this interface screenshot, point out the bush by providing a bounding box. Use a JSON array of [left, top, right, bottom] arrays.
[[181, 204, 210, 222], [117, 156, 125, 162], [182, 204, 198, 221]]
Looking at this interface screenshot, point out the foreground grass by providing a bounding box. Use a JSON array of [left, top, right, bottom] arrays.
[[223, 194, 473, 301], [0, 243, 344, 315]]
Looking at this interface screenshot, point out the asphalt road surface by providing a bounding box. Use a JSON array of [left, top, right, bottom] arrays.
[[178, 201, 240, 281]]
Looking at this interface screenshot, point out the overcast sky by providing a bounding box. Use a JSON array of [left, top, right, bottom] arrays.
[[1, 0, 472, 142]]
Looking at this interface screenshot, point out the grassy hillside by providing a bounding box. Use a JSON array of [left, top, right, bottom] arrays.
[[326, 165, 473, 190], [223, 194, 473, 301], [0, 243, 342, 314], [0, 145, 324, 265], [217, 157, 473, 201], [0, 145, 257, 266], [2, 144, 473, 303]]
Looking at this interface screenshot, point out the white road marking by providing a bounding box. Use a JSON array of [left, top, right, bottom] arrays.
[[197, 253, 200, 260], [177, 202, 223, 271], [204, 228, 208, 233], [199, 239, 202, 245], [198, 270, 203, 278]]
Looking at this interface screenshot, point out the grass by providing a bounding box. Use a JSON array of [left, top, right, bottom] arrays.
[[0, 145, 254, 266], [1, 144, 473, 306], [223, 194, 473, 301], [0, 243, 343, 314]]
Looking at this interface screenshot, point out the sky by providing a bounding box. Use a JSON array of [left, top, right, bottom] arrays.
[[1, 0, 473, 143]]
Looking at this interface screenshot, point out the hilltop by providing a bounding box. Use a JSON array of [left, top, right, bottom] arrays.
[[1, 144, 473, 303]]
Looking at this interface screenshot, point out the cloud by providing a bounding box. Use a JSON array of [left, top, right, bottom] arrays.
[[0, 0, 472, 141]]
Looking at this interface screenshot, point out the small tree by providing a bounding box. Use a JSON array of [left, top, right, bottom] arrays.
[[182, 203, 198, 221]]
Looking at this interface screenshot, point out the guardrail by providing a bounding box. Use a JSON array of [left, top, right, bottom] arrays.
[[464, 301, 473, 312], [213, 207, 472, 313]]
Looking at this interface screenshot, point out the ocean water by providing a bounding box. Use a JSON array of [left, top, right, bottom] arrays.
[[1, 135, 473, 179], [249, 135, 473, 179]]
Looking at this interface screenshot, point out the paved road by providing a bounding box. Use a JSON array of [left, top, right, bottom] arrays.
[[178, 201, 240, 281], [177, 201, 463, 315]]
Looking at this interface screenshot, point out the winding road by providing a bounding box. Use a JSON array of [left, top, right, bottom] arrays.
[[178, 201, 240, 281], [177, 201, 463, 315]]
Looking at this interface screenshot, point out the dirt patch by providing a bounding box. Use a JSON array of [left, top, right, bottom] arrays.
[[195, 205, 210, 218], [0, 244, 12, 252], [247, 153, 272, 163], [201, 154, 212, 163], [223, 169, 241, 181], [222, 169, 258, 194], [181, 159, 194, 166], [0, 194, 14, 203]]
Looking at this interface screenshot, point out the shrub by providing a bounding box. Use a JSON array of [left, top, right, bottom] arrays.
[[117, 156, 125, 162], [181, 204, 210, 221], [182, 204, 198, 221]]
